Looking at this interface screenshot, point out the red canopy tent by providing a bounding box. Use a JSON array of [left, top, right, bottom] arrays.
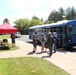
[[0, 23, 18, 34]]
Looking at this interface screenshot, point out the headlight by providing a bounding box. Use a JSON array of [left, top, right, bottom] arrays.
[[67, 36, 72, 42]]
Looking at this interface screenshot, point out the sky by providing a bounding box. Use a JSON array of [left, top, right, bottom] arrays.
[[0, 0, 76, 25]]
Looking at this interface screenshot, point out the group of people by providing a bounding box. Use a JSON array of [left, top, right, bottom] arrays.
[[32, 31, 58, 57]]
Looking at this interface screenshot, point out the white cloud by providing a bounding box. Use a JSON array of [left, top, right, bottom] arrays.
[[8, 0, 49, 10], [6, 0, 52, 22]]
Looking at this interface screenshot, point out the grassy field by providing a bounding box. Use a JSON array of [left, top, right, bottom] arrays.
[[0, 57, 70, 75], [0, 45, 19, 52], [0, 35, 10, 39]]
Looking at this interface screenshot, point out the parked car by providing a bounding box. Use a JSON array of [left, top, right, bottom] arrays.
[[15, 32, 21, 38]]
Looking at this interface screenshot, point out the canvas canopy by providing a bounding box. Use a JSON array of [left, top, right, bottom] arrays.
[[0, 23, 18, 34]]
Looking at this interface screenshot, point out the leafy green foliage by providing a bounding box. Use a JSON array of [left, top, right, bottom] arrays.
[[0, 35, 10, 39], [14, 18, 44, 34], [48, 10, 63, 22], [48, 6, 76, 23], [66, 7, 76, 20], [13, 6, 76, 35]]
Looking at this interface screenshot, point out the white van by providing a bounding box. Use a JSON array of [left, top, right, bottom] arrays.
[[15, 32, 21, 38]]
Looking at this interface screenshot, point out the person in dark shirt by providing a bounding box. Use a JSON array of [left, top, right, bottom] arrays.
[[47, 32, 54, 57], [10, 33, 16, 47], [53, 32, 58, 53], [32, 34, 38, 53]]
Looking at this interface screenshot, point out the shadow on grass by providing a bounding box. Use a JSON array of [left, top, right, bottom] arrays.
[[0, 46, 19, 52]]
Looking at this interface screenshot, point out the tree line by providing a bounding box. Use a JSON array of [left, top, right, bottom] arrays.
[[3, 7, 76, 34]]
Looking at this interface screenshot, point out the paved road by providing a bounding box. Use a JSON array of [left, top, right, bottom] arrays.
[[16, 35, 32, 42]]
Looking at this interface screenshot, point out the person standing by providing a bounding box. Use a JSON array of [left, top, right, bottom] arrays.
[[10, 33, 16, 47], [47, 32, 54, 57], [53, 32, 58, 53], [41, 33, 46, 53], [32, 34, 38, 53], [34, 31, 37, 37]]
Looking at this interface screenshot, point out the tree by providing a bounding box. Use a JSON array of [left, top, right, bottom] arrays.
[[14, 18, 44, 34], [3, 18, 10, 24], [66, 7, 76, 20], [14, 18, 29, 34], [32, 15, 39, 20], [59, 7, 65, 16], [40, 18, 44, 22], [29, 19, 44, 27], [58, 7, 66, 19], [48, 10, 63, 22]]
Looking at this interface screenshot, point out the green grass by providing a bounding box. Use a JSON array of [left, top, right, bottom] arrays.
[[0, 35, 10, 39], [0, 46, 19, 52], [0, 42, 19, 52], [0, 57, 70, 75], [7, 43, 19, 50]]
